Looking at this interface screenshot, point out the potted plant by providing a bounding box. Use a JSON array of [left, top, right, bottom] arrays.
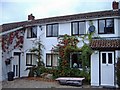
[[5, 58, 11, 65]]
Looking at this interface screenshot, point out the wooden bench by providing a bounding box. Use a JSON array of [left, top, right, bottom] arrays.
[[55, 77, 85, 86]]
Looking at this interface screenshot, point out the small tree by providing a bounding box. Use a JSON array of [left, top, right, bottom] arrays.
[[27, 36, 45, 77], [29, 36, 45, 67]]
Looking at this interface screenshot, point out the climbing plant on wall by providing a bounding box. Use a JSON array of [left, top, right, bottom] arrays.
[[52, 34, 81, 77], [29, 37, 45, 67], [27, 37, 45, 77], [52, 21, 96, 82], [2, 29, 25, 65]]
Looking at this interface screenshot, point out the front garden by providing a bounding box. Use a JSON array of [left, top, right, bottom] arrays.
[[27, 30, 94, 84]]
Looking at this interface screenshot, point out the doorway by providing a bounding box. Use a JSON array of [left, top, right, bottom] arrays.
[[12, 52, 21, 78], [100, 51, 115, 86]]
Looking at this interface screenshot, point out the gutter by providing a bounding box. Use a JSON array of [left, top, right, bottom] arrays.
[[0, 26, 23, 36]]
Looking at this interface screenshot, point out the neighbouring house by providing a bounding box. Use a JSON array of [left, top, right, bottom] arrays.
[[0, 1, 120, 87]]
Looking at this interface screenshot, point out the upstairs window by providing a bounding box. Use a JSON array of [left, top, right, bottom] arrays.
[[27, 26, 37, 38], [71, 21, 86, 35], [98, 19, 114, 34], [46, 24, 58, 37]]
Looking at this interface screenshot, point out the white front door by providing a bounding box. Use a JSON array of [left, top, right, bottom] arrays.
[[100, 51, 114, 86], [12, 52, 20, 78]]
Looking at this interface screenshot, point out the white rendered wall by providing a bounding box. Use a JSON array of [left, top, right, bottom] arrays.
[[21, 26, 40, 77], [91, 51, 100, 86], [59, 23, 71, 35]]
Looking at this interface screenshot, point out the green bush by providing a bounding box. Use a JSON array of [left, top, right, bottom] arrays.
[[79, 71, 90, 84], [26, 66, 47, 77], [69, 68, 81, 77], [35, 66, 46, 76], [52, 68, 82, 78], [117, 57, 120, 87]]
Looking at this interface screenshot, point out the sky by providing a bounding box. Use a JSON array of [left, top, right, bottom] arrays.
[[0, 0, 119, 25]]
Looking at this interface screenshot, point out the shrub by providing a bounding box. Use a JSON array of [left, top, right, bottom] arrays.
[[35, 66, 46, 76], [69, 68, 81, 77], [79, 70, 90, 84]]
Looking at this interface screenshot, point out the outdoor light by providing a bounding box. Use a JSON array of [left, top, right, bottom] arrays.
[[94, 51, 98, 54]]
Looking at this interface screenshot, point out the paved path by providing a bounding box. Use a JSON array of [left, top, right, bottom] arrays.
[[2, 78, 90, 88]]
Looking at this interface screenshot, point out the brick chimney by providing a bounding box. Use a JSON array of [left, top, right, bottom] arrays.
[[112, 0, 119, 10], [28, 14, 35, 20]]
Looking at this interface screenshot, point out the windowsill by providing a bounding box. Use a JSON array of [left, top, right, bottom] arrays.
[[98, 33, 114, 34], [72, 34, 86, 36], [26, 64, 36, 66], [46, 65, 58, 67], [46, 36, 58, 37], [27, 37, 37, 39]]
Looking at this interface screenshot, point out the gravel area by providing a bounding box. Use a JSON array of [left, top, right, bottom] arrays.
[[2, 78, 90, 88]]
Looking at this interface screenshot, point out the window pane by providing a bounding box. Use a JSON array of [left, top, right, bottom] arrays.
[[16, 65, 18, 76], [108, 53, 112, 64], [102, 53, 106, 64], [105, 19, 114, 34], [53, 24, 58, 36], [32, 27, 37, 38], [26, 54, 31, 65], [72, 22, 78, 35], [32, 54, 37, 65], [52, 54, 58, 66], [13, 65, 15, 75], [27, 28, 31, 38], [79, 22, 86, 34], [47, 25, 52, 36], [46, 54, 52, 66], [77, 53, 82, 68], [72, 54, 77, 68], [106, 19, 113, 27], [99, 20, 105, 33]]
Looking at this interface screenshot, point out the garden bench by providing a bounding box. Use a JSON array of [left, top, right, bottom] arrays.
[[55, 77, 85, 86]]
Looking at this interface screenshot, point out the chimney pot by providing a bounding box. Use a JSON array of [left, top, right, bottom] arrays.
[[28, 14, 35, 20], [112, 1, 119, 10]]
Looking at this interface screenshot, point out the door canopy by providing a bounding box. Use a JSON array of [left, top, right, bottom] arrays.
[[90, 39, 120, 50]]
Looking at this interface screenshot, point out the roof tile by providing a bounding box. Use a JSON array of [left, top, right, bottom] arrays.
[[1, 10, 120, 32], [90, 39, 120, 50]]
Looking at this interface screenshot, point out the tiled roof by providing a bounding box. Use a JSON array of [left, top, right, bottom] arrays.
[[1, 10, 120, 32], [90, 39, 120, 50]]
